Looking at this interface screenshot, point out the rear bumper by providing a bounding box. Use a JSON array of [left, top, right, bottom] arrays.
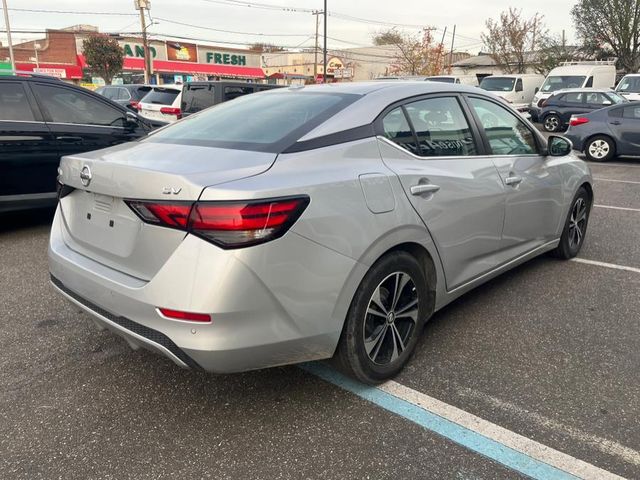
[[48, 206, 358, 373]]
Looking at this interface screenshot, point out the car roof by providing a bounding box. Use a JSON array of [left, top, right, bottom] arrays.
[[552, 88, 615, 94]]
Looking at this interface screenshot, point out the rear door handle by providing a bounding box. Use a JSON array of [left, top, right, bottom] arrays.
[[56, 136, 83, 143], [410, 184, 440, 196], [505, 175, 523, 186], [610, 120, 622, 125]]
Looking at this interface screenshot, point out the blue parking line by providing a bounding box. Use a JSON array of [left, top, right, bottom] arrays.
[[301, 363, 579, 480]]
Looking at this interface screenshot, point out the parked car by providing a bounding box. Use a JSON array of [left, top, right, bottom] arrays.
[[181, 81, 281, 117], [539, 88, 627, 132], [479, 74, 544, 112], [50, 82, 592, 384], [424, 75, 479, 86], [136, 84, 183, 123], [530, 62, 617, 121], [0, 73, 152, 213], [564, 101, 640, 162], [615, 73, 640, 101], [95, 84, 153, 111]]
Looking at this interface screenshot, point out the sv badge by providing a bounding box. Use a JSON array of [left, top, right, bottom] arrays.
[[162, 187, 182, 195]]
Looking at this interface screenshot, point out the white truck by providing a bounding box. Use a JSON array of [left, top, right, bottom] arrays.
[[480, 74, 545, 111], [615, 73, 640, 101], [424, 75, 480, 86], [530, 61, 617, 121]]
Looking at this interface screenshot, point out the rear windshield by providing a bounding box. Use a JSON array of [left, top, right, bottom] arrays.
[[616, 76, 640, 93], [146, 91, 360, 152], [480, 77, 515, 92], [426, 77, 455, 84], [141, 87, 180, 105], [541, 75, 586, 92]]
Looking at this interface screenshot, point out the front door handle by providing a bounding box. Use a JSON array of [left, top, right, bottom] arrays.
[[505, 175, 523, 186], [56, 136, 83, 143], [610, 120, 622, 125], [410, 183, 441, 196]]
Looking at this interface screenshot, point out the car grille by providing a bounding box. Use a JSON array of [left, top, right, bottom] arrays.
[[50, 275, 202, 370]]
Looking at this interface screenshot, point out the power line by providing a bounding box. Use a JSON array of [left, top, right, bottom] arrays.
[[153, 17, 310, 37], [7, 7, 137, 16]]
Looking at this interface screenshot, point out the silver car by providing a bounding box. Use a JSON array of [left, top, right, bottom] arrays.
[[50, 82, 593, 384]]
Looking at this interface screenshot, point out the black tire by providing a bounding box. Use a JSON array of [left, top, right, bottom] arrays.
[[584, 135, 616, 162], [542, 114, 562, 132], [551, 187, 591, 259], [334, 251, 430, 384]]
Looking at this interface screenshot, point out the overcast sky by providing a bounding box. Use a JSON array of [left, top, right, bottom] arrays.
[[2, 0, 578, 53]]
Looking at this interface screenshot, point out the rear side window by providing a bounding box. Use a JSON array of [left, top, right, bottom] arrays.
[[0, 83, 35, 121], [622, 106, 640, 119], [468, 97, 538, 155], [133, 86, 152, 101], [563, 92, 584, 104], [117, 88, 131, 100], [182, 85, 213, 113], [585, 76, 594, 88], [224, 86, 255, 101], [382, 107, 419, 155], [32, 84, 125, 126], [404, 97, 477, 157], [141, 88, 180, 105], [147, 92, 359, 152]]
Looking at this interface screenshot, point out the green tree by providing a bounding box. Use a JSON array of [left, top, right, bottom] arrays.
[[82, 34, 124, 85], [481, 8, 546, 74], [572, 0, 640, 72]]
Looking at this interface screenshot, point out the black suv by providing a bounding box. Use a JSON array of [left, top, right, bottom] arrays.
[[181, 81, 282, 117], [0, 74, 153, 213]]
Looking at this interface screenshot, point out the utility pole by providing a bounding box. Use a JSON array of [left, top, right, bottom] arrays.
[[135, 0, 152, 84], [323, 0, 327, 83], [1, 0, 15, 71], [312, 10, 321, 82], [448, 24, 456, 70]]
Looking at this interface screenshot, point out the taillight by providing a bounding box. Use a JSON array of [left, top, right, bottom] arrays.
[[157, 308, 211, 323], [569, 116, 590, 127], [126, 196, 310, 249], [130, 100, 140, 110], [160, 107, 182, 119]]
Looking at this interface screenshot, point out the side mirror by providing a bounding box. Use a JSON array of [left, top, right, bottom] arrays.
[[547, 135, 573, 157], [125, 111, 139, 128]]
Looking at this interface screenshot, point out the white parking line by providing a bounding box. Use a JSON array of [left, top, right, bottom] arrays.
[[594, 177, 640, 185], [304, 363, 627, 480], [588, 162, 640, 168], [571, 257, 640, 274], [594, 204, 640, 212]]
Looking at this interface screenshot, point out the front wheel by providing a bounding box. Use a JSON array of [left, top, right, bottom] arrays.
[[551, 187, 591, 259], [585, 135, 615, 162], [335, 252, 429, 384], [543, 114, 562, 132]]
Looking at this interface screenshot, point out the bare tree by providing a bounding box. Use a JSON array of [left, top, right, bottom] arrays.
[[482, 8, 547, 74], [572, 0, 640, 72], [372, 28, 404, 46]]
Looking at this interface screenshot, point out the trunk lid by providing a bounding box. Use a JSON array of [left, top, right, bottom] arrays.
[[58, 141, 276, 280]]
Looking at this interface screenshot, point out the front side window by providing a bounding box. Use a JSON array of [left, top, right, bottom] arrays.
[[147, 92, 359, 152], [616, 76, 640, 93], [0, 83, 35, 121], [585, 92, 610, 105], [381, 107, 418, 155], [468, 97, 538, 156], [404, 97, 477, 157], [515, 78, 523, 92], [32, 84, 125, 126]]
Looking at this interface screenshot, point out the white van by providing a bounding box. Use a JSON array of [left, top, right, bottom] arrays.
[[615, 74, 640, 101], [425, 75, 479, 86], [530, 61, 616, 119], [480, 74, 544, 110]]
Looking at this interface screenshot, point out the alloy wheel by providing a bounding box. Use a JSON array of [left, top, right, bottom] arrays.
[[363, 272, 419, 365], [588, 139, 610, 160], [568, 197, 587, 249], [544, 116, 559, 132]]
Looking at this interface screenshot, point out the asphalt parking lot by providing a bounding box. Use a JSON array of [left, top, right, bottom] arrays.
[[1, 158, 639, 479]]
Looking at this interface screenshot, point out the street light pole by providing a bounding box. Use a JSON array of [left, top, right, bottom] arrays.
[[323, 0, 327, 83], [1, 0, 16, 71]]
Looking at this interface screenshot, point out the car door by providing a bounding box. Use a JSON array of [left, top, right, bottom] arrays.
[[584, 92, 611, 112], [377, 95, 506, 291], [466, 95, 565, 257], [31, 82, 144, 158], [0, 81, 60, 202], [609, 105, 640, 154]]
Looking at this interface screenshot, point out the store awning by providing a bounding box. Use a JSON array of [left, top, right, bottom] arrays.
[[122, 57, 264, 78], [15, 62, 83, 79]]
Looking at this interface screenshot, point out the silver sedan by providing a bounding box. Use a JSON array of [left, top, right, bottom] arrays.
[[50, 82, 592, 384]]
